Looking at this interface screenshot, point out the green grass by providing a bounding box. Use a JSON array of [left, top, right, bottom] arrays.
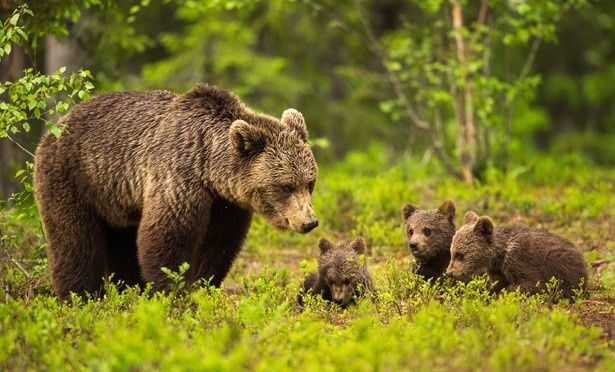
[[1, 145, 614, 370]]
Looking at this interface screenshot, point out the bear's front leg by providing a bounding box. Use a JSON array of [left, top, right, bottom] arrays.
[[188, 198, 252, 286], [137, 191, 212, 291]]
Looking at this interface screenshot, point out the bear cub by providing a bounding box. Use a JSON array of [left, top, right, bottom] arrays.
[[402, 201, 456, 280], [298, 237, 374, 308], [446, 211, 589, 299]]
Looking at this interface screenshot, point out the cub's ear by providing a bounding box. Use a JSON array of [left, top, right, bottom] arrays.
[[281, 108, 308, 142], [401, 203, 417, 220], [318, 237, 333, 255], [438, 200, 456, 223], [463, 211, 479, 225], [350, 237, 366, 254], [473, 216, 494, 243], [230, 120, 267, 157]]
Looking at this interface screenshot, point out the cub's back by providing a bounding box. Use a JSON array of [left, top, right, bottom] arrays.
[[502, 225, 588, 294]]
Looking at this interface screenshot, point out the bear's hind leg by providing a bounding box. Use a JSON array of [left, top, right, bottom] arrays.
[[105, 226, 143, 289], [39, 194, 108, 300]]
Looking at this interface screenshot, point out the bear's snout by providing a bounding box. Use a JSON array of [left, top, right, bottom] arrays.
[[282, 190, 318, 233], [331, 284, 350, 305], [301, 219, 319, 233]]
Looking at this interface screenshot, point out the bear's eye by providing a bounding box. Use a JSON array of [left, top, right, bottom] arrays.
[[281, 185, 294, 193], [423, 227, 432, 237], [456, 252, 464, 261], [407, 228, 413, 236]]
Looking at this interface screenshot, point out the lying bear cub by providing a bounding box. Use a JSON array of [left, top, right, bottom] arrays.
[[446, 211, 589, 299], [298, 237, 374, 308]]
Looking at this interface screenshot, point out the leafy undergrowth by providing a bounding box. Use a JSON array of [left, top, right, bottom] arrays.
[[1, 146, 614, 370]]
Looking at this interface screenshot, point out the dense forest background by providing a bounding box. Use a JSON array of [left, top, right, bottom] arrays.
[[1, 0, 614, 197]]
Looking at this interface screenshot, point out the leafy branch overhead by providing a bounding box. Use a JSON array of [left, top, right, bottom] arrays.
[[0, 5, 95, 154]]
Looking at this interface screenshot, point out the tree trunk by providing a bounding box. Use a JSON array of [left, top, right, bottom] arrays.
[[451, 0, 477, 184]]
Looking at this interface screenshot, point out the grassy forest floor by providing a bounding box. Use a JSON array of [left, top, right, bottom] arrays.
[[1, 145, 614, 370]]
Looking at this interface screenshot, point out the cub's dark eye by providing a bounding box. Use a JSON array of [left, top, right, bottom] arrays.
[[422, 227, 432, 237], [281, 185, 294, 193], [407, 228, 413, 236], [307, 180, 316, 193], [456, 253, 464, 261]]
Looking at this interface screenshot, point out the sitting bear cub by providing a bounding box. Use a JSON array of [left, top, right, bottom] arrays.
[[402, 201, 456, 280], [446, 211, 589, 299], [298, 237, 374, 308]]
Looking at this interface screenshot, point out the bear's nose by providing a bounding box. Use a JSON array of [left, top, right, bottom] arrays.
[[409, 242, 418, 252], [301, 219, 319, 233]]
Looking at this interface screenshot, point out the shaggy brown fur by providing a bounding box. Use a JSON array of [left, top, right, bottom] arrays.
[[34, 85, 319, 299], [298, 237, 374, 308], [446, 211, 589, 299], [401, 201, 456, 280]]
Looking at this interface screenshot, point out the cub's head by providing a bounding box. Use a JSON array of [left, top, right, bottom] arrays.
[[446, 211, 495, 282], [230, 109, 318, 233], [317, 237, 369, 308], [401, 200, 456, 260]]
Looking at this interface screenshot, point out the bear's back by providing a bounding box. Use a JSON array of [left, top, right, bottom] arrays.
[[500, 225, 588, 295], [35, 90, 178, 227]]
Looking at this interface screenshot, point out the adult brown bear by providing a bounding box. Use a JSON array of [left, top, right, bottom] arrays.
[[34, 85, 319, 299]]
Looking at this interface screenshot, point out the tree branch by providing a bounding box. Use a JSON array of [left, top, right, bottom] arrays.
[[300, 0, 370, 48], [519, 36, 542, 80], [432, 107, 463, 178], [1, 247, 31, 278], [4, 134, 34, 158], [468, 0, 489, 53]]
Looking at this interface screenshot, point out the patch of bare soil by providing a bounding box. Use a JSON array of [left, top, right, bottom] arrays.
[[577, 294, 615, 344]]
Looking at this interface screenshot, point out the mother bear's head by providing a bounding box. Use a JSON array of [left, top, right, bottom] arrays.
[[229, 108, 318, 234]]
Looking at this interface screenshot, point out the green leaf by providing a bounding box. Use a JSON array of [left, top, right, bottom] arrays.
[[49, 126, 63, 138], [9, 13, 20, 26]]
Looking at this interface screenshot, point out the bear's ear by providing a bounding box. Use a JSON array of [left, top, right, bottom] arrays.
[[319, 237, 333, 255], [401, 203, 417, 220], [350, 237, 366, 254], [281, 108, 308, 142], [473, 216, 494, 243], [437, 200, 456, 223], [463, 211, 479, 225], [230, 120, 268, 157]]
